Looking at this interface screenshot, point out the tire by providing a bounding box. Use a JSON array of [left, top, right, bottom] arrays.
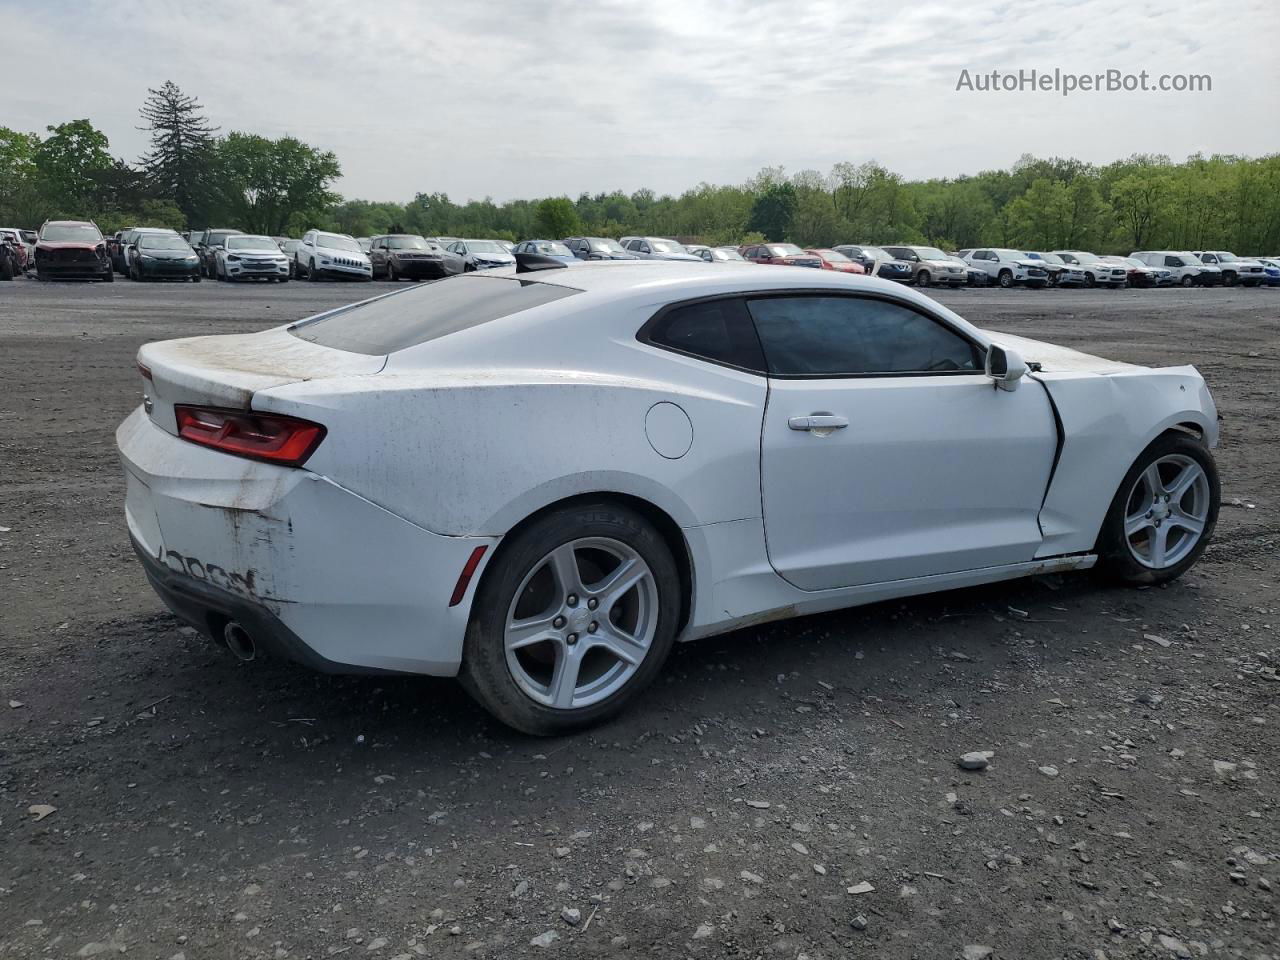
[[1094, 432, 1219, 587], [1223, 272, 1238, 287], [997, 269, 1013, 289], [388, 261, 399, 282], [192, 275, 201, 283], [1181, 274, 1194, 287], [102, 269, 114, 283], [459, 501, 682, 736], [1084, 272, 1097, 288], [279, 276, 289, 284], [129, 261, 141, 281], [308, 258, 319, 281], [1028, 280, 1047, 290], [0, 257, 14, 281], [916, 269, 930, 287]]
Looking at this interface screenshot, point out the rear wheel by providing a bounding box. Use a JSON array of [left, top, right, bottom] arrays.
[[460, 502, 681, 735], [1095, 432, 1219, 586]]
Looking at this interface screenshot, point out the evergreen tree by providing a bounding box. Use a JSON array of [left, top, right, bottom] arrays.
[[138, 81, 217, 225]]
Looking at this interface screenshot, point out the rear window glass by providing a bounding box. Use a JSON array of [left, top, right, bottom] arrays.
[[289, 274, 581, 355]]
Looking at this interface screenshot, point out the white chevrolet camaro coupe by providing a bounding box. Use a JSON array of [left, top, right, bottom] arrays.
[[118, 257, 1221, 734]]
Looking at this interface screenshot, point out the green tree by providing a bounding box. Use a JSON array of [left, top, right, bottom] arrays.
[[533, 196, 581, 238], [0, 127, 42, 224], [1110, 171, 1168, 249], [138, 81, 218, 227], [747, 182, 797, 241], [213, 132, 341, 235], [36, 119, 113, 216]]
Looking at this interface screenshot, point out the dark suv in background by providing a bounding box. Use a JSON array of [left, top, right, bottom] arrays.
[[368, 234, 463, 280], [189, 228, 244, 278], [34, 220, 113, 281]]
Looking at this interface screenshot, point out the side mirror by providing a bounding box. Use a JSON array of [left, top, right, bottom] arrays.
[[985, 345, 1028, 392]]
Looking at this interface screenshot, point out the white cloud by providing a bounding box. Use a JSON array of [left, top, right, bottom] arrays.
[[3, 0, 1275, 202]]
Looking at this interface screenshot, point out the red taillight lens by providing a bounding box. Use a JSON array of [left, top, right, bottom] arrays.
[[174, 405, 326, 467]]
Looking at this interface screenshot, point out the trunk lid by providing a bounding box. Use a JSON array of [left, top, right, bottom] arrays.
[[138, 326, 385, 435]]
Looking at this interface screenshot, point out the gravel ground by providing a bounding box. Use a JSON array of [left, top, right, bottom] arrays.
[[1, 278, 1277, 960]]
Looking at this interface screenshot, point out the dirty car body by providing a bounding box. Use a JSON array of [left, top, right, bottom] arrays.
[[118, 262, 1220, 730]]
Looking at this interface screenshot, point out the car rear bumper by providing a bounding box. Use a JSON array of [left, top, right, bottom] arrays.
[[117, 407, 495, 676]]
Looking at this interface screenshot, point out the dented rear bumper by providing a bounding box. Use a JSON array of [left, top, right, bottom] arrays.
[[117, 406, 495, 675]]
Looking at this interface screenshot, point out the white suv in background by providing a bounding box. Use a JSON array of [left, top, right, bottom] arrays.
[[1192, 251, 1267, 287], [1131, 251, 1222, 287], [1050, 251, 1128, 287], [295, 230, 373, 281], [963, 248, 1050, 288]]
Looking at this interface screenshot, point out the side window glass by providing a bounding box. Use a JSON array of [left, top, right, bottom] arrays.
[[645, 298, 765, 371], [746, 296, 980, 377]]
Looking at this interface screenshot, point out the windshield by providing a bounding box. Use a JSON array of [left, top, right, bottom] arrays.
[[207, 231, 239, 246], [1035, 252, 1065, 264], [281, 240, 300, 252], [859, 246, 888, 259], [41, 223, 102, 243], [713, 248, 745, 261], [993, 248, 1028, 259], [650, 240, 688, 255], [526, 241, 570, 256], [387, 235, 430, 250], [1071, 252, 1104, 264], [767, 244, 805, 257], [139, 235, 192, 251], [814, 249, 851, 263], [226, 235, 277, 251], [1214, 253, 1239, 262], [915, 247, 950, 260], [590, 239, 627, 254], [1121, 258, 1145, 267], [291, 274, 581, 355], [468, 240, 508, 254], [317, 234, 361, 252]]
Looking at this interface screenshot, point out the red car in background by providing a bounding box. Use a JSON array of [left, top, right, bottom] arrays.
[[805, 248, 867, 274], [740, 242, 823, 268], [0, 228, 29, 272], [34, 220, 113, 282]]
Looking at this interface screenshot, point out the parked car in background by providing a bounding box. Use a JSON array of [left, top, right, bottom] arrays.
[[1099, 255, 1165, 288], [1023, 252, 1086, 286], [564, 237, 638, 261], [448, 238, 517, 270], [0, 232, 22, 280], [369, 234, 463, 280], [497, 240, 515, 253], [622, 237, 702, 261], [215, 234, 291, 282], [356, 237, 372, 254], [108, 230, 131, 272], [0, 228, 30, 272], [835, 244, 914, 282], [34, 220, 112, 281], [295, 230, 373, 281], [740, 242, 823, 268], [510, 240, 576, 264], [963, 248, 1049, 288], [1252, 257, 1280, 286], [1131, 251, 1221, 287], [805, 248, 866, 274], [118, 259, 1221, 734], [881, 245, 967, 287], [191, 229, 245, 278], [130, 233, 202, 281], [1050, 251, 1128, 287], [686, 244, 746, 263], [277, 239, 302, 277], [1192, 251, 1266, 287], [121, 227, 181, 276]]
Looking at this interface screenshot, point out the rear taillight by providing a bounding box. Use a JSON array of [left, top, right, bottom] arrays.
[[174, 405, 326, 467]]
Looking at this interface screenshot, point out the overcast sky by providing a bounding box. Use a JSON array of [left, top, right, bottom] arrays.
[[4, 0, 1277, 203]]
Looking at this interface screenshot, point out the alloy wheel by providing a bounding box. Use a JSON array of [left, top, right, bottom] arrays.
[[1123, 454, 1211, 569], [504, 537, 658, 710]]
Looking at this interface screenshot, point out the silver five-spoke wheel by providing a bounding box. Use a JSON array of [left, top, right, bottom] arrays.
[[1123, 454, 1210, 569], [504, 537, 658, 709]]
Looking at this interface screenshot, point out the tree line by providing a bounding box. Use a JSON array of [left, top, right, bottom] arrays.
[[3, 81, 1278, 255]]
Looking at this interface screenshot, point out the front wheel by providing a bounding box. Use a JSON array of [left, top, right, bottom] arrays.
[[460, 502, 681, 735], [997, 269, 1013, 288], [916, 269, 930, 287], [1094, 432, 1219, 586], [1181, 274, 1194, 287], [388, 261, 399, 282], [308, 258, 319, 281]]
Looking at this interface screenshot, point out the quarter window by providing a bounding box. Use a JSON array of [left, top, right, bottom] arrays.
[[644, 298, 765, 371], [746, 295, 980, 377]]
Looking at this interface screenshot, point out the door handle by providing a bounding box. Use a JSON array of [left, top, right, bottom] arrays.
[[788, 414, 849, 431]]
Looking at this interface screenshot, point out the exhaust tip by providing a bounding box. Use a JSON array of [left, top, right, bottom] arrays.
[[222, 621, 257, 662]]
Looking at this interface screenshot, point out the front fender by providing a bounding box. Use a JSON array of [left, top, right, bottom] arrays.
[[1034, 365, 1218, 557]]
